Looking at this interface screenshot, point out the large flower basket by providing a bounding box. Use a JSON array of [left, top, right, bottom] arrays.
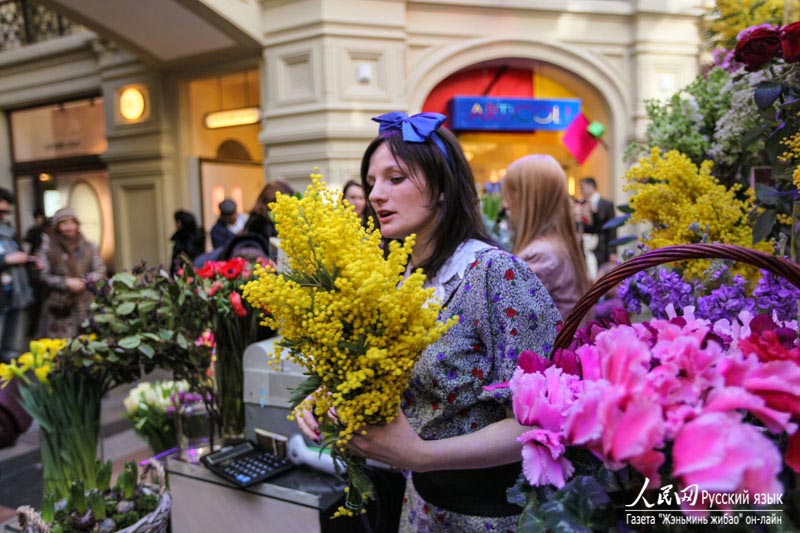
[[16, 460, 172, 533], [512, 243, 800, 531]]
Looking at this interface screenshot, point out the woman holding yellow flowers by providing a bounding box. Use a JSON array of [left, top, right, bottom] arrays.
[[296, 112, 560, 532]]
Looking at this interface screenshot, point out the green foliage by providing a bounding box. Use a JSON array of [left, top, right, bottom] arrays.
[[288, 372, 322, 409], [18, 373, 106, 499], [115, 462, 138, 500], [629, 68, 732, 166], [86, 262, 214, 385]]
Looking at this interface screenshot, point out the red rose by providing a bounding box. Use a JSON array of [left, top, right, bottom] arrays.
[[734, 27, 782, 71], [505, 307, 517, 318], [781, 21, 800, 63], [504, 268, 515, 281]]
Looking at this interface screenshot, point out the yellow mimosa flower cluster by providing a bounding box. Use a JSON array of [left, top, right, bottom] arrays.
[[624, 148, 771, 281], [779, 129, 800, 192], [704, 0, 783, 49], [0, 338, 67, 387], [243, 174, 456, 446]]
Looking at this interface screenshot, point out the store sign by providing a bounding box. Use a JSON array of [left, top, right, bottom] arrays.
[[204, 107, 261, 129], [10, 98, 106, 162], [449, 96, 581, 132]]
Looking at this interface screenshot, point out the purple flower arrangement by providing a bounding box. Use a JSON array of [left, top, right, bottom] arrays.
[[618, 262, 799, 323]]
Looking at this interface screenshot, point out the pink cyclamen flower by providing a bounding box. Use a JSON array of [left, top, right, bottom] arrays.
[[510, 366, 580, 431], [594, 325, 653, 390], [703, 386, 795, 434], [565, 379, 611, 446], [518, 428, 574, 488], [230, 291, 247, 317], [599, 392, 665, 485], [673, 412, 783, 497]]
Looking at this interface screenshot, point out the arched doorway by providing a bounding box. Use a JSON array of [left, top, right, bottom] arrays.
[[408, 38, 632, 203], [421, 60, 610, 198]]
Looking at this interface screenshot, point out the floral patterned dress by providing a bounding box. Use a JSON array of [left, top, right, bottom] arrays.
[[399, 240, 560, 532]]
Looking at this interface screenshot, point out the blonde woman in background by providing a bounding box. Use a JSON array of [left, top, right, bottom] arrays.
[[502, 154, 590, 322]]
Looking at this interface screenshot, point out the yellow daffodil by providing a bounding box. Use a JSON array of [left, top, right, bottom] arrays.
[[33, 364, 51, 384], [0, 361, 28, 388], [16, 352, 34, 371], [0, 363, 14, 387], [0, 337, 67, 388]]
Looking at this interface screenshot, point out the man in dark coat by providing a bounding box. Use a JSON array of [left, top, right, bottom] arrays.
[[210, 199, 246, 249], [579, 177, 617, 267], [0, 188, 35, 362]]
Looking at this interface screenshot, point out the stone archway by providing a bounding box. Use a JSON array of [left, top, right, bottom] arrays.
[[406, 37, 633, 203]]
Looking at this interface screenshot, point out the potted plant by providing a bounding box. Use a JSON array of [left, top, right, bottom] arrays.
[[16, 459, 171, 533]]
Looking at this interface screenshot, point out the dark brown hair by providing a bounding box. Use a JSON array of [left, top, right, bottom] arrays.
[[251, 180, 295, 218], [360, 125, 493, 276]]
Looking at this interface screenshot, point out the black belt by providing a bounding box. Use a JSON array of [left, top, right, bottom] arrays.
[[411, 462, 522, 517]]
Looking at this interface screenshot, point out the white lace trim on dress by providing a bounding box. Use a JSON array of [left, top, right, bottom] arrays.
[[415, 239, 496, 303]]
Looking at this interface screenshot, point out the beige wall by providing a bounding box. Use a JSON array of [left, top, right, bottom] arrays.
[[260, 0, 703, 208], [0, 0, 705, 270]]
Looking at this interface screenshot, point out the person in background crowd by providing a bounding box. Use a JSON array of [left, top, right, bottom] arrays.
[[38, 207, 106, 339], [579, 176, 617, 269], [170, 209, 206, 275], [342, 179, 367, 223], [242, 181, 295, 240], [23, 208, 49, 256], [0, 188, 35, 362], [502, 154, 590, 322], [296, 112, 560, 532], [0, 378, 32, 448], [210, 198, 247, 249], [23, 209, 50, 337]]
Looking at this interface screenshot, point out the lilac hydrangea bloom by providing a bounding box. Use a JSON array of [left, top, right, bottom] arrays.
[[618, 267, 694, 319], [753, 269, 800, 322], [696, 274, 755, 322]]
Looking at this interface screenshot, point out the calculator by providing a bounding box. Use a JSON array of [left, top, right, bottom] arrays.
[[201, 440, 294, 487]]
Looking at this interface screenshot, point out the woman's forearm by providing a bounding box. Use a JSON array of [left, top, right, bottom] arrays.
[[412, 417, 524, 472]]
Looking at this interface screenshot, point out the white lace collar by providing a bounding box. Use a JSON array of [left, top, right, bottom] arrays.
[[407, 239, 495, 302]]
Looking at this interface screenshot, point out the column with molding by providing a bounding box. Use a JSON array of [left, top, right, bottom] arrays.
[[259, 0, 408, 191], [94, 40, 178, 272]]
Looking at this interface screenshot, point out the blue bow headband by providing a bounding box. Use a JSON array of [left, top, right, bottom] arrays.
[[371, 111, 449, 161]]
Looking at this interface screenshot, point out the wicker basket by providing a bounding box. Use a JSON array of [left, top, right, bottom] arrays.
[[16, 459, 171, 533], [554, 243, 800, 351]]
